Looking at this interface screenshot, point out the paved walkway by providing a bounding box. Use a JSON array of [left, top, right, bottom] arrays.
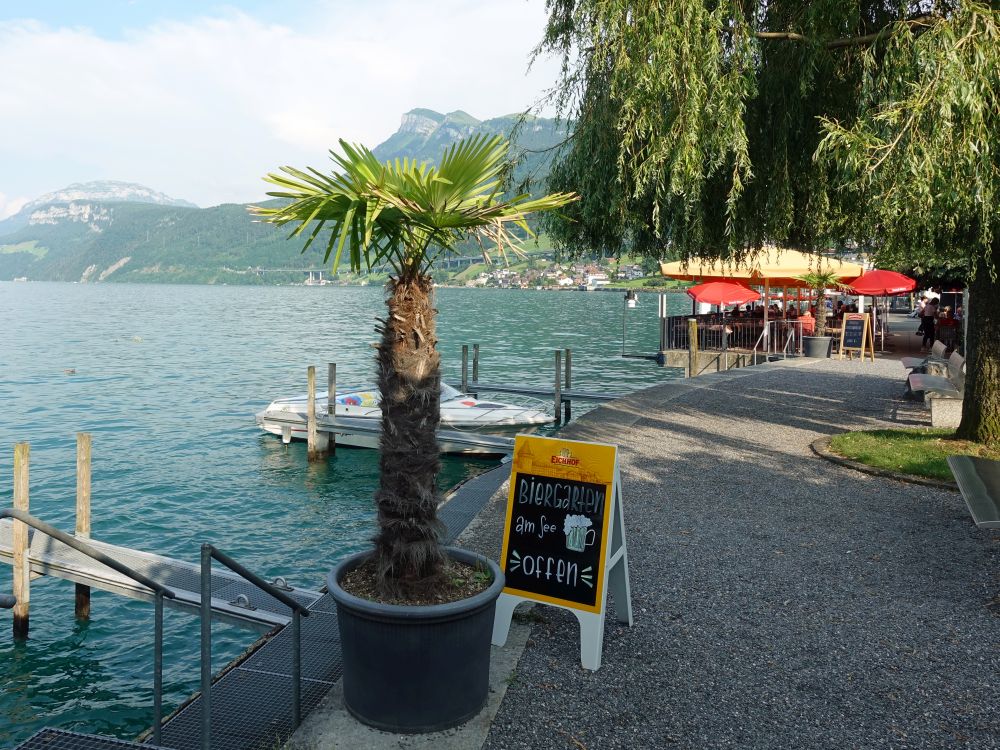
[[458, 354, 998, 749]]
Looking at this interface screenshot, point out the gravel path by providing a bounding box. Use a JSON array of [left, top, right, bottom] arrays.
[[460, 357, 999, 750]]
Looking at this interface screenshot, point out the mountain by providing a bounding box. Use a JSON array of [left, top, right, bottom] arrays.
[[373, 108, 568, 194], [0, 180, 196, 235], [0, 111, 568, 284], [25, 180, 197, 211]]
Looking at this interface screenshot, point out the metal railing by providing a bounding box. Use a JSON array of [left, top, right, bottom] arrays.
[[663, 314, 806, 360], [0, 508, 176, 746], [199, 544, 311, 750], [783, 325, 798, 358]]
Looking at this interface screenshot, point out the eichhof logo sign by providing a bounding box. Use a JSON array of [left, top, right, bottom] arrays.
[[551, 448, 580, 466]]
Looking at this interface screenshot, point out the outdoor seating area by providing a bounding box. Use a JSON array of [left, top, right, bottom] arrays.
[[657, 249, 931, 359], [664, 313, 806, 356]]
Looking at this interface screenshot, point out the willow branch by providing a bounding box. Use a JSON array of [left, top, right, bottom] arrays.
[[757, 14, 938, 50]]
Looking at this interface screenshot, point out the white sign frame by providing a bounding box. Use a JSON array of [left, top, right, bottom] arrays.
[[492, 466, 632, 671]]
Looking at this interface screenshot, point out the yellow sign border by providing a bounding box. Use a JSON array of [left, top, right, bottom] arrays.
[[499, 435, 618, 615]]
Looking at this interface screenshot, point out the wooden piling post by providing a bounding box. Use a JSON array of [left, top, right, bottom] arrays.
[[687, 318, 698, 378], [461, 345, 469, 394], [327, 363, 337, 456], [75, 433, 92, 620], [13, 442, 30, 639], [472, 344, 479, 397], [564, 348, 572, 423], [306, 366, 328, 460], [554, 350, 563, 424]]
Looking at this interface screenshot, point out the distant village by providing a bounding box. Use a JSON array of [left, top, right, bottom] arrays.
[[460, 260, 649, 290]]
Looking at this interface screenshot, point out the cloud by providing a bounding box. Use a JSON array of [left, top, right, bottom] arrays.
[[0, 193, 29, 221], [0, 1, 561, 208]]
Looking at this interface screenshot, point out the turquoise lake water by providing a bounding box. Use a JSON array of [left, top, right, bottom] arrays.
[[0, 281, 691, 744]]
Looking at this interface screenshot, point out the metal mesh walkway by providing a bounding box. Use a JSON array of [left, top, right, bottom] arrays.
[[15, 728, 163, 749], [0, 521, 323, 630], [12, 463, 510, 750]]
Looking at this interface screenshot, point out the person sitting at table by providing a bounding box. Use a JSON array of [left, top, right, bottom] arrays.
[[799, 308, 815, 334]]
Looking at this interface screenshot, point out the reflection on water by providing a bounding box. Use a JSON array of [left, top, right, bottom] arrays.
[[0, 282, 688, 744]]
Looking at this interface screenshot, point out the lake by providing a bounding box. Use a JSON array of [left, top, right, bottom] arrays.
[[0, 281, 690, 744]]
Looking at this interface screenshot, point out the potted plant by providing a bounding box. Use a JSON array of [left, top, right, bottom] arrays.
[[254, 136, 575, 732], [793, 269, 845, 358]]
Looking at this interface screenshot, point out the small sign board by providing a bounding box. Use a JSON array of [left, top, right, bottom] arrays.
[[492, 435, 632, 670], [839, 312, 875, 361]]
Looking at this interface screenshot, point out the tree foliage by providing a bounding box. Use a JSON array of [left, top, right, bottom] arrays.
[[539, 1, 1000, 446], [256, 135, 575, 282], [539, 1, 997, 267], [816, 3, 998, 279]]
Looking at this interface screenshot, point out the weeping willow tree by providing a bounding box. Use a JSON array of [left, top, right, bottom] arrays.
[[539, 1, 1000, 446], [254, 136, 574, 596]]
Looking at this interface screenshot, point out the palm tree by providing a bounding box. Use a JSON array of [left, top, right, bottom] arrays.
[[253, 135, 575, 597], [793, 269, 846, 338]]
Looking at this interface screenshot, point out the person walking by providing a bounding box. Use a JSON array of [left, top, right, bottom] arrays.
[[910, 294, 926, 320], [921, 297, 939, 350]]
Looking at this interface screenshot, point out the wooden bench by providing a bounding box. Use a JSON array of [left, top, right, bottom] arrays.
[[947, 456, 1000, 528], [901, 340, 947, 372], [907, 351, 965, 428]]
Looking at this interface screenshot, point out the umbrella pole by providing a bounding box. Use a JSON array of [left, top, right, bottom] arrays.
[[764, 279, 770, 355], [882, 296, 887, 351]]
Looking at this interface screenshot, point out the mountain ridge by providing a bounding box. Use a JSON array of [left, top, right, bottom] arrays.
[[0, 110, 568, 283]]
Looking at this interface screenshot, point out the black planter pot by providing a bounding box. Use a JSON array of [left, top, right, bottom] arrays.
[[327, 547, 504, 733], [802, 335, 833, 358]]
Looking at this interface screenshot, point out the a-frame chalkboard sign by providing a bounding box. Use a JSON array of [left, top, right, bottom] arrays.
[[492, 435, 633, 670], [838, 312, 875, 361]]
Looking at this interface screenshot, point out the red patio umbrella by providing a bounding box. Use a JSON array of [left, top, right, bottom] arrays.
[[686, 281, 761, 306], [848, 269, 917, 296]]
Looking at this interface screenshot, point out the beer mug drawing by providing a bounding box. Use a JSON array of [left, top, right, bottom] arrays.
[[564, 514, 595, 552]]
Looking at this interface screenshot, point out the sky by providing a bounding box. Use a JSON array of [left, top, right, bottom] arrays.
[[0, 0, 564, 218]]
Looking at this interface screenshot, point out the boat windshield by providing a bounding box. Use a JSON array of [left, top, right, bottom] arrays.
[[440, 383, 463, 401]]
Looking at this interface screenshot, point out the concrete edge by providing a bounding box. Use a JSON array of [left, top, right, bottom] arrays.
[[810, 436, 959, 491], [283, 621, 532, 750]]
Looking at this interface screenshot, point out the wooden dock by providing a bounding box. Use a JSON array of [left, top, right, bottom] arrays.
[[266, 412, 517, 455], [0, 519, 322, 631], [467, 382, 625, 402]]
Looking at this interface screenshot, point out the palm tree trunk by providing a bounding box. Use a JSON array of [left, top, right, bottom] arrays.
[[373, 271, 446, 595], [815, 289, 827, 338]]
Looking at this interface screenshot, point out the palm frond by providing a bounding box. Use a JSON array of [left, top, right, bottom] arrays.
[[253, 135, 578, 277]]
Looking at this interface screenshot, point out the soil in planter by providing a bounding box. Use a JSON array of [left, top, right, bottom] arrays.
[[341, 558, 492, 606]]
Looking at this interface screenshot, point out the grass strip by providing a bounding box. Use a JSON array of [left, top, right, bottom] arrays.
[[828, 429, 1000, 481]]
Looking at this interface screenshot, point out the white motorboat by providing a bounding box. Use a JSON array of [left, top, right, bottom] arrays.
[[256, 382, 550, 455]]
